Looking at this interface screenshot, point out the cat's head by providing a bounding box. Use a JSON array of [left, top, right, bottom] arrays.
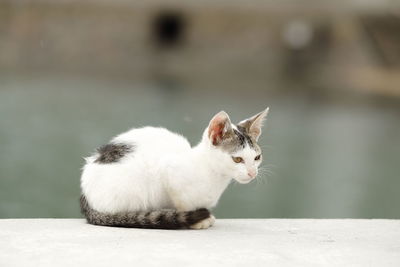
[[204, 108, 269, 184]]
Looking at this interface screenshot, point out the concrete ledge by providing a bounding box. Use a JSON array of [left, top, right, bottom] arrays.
[[0, 219, 399, 266]]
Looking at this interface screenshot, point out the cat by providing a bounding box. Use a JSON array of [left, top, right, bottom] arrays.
[[80, 108, 269, 229]]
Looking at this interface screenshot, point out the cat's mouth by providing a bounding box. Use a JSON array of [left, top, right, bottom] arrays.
[[235, 177, 255, 184]]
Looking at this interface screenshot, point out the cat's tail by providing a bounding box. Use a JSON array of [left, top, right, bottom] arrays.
[[80, 195, 210, 229]]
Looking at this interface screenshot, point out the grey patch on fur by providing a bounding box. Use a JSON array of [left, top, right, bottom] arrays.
[[79, 195, 210, 229], [219, 125, 261, 154], [94, 143, 133, 164], [236, 125, 254, 148]]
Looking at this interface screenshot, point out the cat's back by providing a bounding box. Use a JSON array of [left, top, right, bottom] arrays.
[[81, 126, 191, 212], [113, 126, 191, 153]]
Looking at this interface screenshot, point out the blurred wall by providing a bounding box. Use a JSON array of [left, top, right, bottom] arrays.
[[1, 1, 400, 96]]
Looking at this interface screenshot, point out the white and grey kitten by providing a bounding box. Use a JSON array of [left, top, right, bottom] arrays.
[[80, 108, 269, 229]]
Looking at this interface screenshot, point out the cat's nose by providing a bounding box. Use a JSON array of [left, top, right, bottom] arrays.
[[248, 170, 256, 178]]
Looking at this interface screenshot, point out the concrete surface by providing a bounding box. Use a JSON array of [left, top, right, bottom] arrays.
[[0, 219, 399, 266]]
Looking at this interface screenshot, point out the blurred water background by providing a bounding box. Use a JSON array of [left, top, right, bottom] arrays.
[[1, 0, 399, 218]]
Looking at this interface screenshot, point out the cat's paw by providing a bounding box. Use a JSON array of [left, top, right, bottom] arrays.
[[209, 214, 216, 226], [190, 215, 215, 230]]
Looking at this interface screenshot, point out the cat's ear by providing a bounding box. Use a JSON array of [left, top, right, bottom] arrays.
[[208, 111, 233, 146], [237, 108, 269, 141]]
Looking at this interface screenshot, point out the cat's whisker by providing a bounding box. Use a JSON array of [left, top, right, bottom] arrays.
[[255, 175, 267, 185], [261, 175, 269, 184], [256, 165, 276, 185], [260, 168, 275, 175], [260, 165, 277, 174]]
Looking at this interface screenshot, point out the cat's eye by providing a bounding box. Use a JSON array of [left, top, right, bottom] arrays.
[[232, 156, 244, 163], [255, 155, 261, 161]]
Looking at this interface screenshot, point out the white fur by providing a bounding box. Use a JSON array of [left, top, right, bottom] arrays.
[[81, 111, 267, 215]]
